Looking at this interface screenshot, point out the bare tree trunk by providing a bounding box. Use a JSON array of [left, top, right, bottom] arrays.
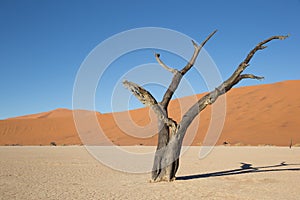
[[151, 105, 180, 182], [151, 128, 181, 182], [151, 122, 169, 180], [123, 31, 288, 182]]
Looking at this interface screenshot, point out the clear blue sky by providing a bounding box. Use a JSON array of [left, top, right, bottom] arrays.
[[0, 0, 299, 119]]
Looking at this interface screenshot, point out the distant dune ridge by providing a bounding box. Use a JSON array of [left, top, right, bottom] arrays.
[[0, 80, 299, 146]]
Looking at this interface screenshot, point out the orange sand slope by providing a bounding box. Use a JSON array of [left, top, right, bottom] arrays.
[[0, 80, 299, 146]]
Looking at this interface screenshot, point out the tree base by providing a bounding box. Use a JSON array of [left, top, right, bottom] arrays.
[[149, 176, 176, 183]]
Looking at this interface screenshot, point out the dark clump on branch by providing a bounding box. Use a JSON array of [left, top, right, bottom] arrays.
[[123, 30, 289, 182]]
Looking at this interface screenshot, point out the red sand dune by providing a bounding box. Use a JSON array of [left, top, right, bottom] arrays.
[[0, 80, 299, 146]]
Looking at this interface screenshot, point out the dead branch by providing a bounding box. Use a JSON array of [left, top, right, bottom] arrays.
[[155, 53, 177, 74], [180, 30, 217, 75], [123, 80, 177, 129], [179, 34, 289, 137], [160, 30, 217, 108]]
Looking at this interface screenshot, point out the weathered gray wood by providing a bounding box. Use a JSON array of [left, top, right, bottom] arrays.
[[155, 53, 177, 74], [161, 30, 218, 109], [123, 32, 288, 182]]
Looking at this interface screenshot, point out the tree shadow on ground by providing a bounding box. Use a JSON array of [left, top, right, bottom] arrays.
[[176, 162, 300, 181]]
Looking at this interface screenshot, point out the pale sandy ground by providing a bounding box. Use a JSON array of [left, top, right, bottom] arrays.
[[0, 146, 299, 200]]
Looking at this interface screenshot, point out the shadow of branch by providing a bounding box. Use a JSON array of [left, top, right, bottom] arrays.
[[177, 162, 300, 181]]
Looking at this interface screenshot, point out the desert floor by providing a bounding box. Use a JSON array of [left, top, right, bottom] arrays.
[[0, 146, 299, 199]]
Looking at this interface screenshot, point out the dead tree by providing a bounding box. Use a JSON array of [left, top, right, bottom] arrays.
[[123, 30, 288, 182]]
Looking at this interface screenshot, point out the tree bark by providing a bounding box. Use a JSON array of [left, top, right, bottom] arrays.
[[123, 31, 288, 182]]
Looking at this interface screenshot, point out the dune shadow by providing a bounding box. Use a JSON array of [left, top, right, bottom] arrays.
[[177, 162, 300, 181]]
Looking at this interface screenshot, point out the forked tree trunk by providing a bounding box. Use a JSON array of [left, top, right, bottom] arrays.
[[123, 31, 288, 182]]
